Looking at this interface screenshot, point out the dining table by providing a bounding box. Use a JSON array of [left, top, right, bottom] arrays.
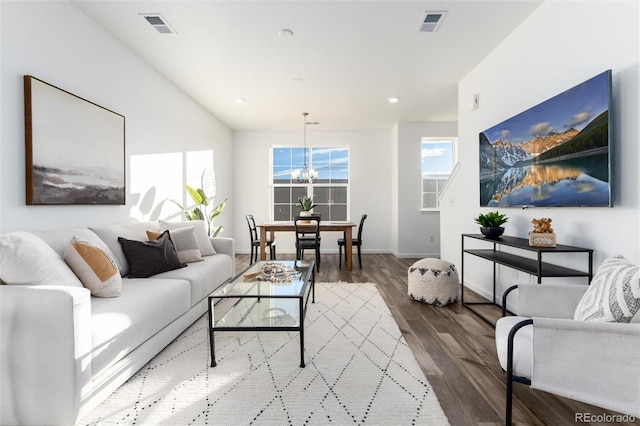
[[256, 221, 357, 270]]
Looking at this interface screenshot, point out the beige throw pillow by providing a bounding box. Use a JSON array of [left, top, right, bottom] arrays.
[[159, 220, 216, 256], [147, 226, 203, 263], [64, 237, 122, 297]]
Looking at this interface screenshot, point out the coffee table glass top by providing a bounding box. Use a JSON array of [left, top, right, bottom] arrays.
[[210, 260, 314, 329], [211, 260, 312, 298]]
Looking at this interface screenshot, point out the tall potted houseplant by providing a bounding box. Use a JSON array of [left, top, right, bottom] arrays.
[[169, 170, 227, 237]]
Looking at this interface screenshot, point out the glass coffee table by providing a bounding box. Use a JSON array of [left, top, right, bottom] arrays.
[[208, 260, 315, 368]]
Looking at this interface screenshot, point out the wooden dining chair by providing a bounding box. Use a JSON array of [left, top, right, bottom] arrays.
[[338, 214, 367, 268], [246, 214, 275, 264], [294, 216, 321, 271], [297, 214, 322, 241]]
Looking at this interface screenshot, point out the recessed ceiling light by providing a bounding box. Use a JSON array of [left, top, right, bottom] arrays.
[[278, 29, 294, 38], [387, 97, 400, 103], [235, 98, 246, 104]]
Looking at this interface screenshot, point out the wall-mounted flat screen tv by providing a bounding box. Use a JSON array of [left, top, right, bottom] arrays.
[[479, 70, 612, 207]]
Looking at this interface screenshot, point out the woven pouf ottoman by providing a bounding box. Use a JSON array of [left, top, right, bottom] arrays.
[[408, 258, 459, 306]]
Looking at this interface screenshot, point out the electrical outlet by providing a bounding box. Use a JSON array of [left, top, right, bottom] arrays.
[[429, 235, 435, 242]]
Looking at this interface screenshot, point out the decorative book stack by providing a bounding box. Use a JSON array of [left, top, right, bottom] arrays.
[[529, 232, 557, 247]]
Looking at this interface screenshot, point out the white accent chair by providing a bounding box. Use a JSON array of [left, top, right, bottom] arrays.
[[496, 283, 640, 425]]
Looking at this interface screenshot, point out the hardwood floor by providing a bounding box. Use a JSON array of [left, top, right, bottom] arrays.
[[235, 253, 638, 426]]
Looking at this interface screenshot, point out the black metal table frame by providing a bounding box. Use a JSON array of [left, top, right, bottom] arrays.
[[208, 260, 315, 368], [461, 234, 593, 326]]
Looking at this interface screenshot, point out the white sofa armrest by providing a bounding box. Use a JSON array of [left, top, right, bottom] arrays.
[[210, 237, 235, 275], [504, 283, 588, 319], [532, 317, 640, 417], [0, 285, 92, 426]]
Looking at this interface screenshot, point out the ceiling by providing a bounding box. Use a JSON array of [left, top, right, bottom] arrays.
[[73, 1, 543, 131]]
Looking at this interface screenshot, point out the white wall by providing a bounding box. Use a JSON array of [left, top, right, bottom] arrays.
[[441, 0, 640, 300], [232, 129, 392, 254], [395, 122, 457, 257], [390, 124, 400, 254], [0, 1, 233, 234], [233, 123, 457, 257]]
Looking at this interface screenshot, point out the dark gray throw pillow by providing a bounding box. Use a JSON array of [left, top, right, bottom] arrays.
[[118, 230, 186, 278]]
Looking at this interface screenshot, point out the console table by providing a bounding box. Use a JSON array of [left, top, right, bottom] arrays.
[[461, 234, 593, 325]]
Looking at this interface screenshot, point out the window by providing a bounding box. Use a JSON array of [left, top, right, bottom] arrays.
[[272, 147, 349, 221], [421, 138, 457, 210]]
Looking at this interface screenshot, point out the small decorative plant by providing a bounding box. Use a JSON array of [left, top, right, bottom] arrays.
[[169, 170, 227, 237], [474, 211, 509, 228], [295, 196, 317, 212], [475, 211, 508, 238]]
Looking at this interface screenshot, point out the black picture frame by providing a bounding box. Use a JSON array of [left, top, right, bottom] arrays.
[[479, 70, 612, 208]]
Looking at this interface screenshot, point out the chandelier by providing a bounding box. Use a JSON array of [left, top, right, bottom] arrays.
[[291, 112, 318, 183]]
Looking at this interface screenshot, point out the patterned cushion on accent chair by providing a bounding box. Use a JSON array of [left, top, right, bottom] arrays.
[[574, 255, 640, 323]]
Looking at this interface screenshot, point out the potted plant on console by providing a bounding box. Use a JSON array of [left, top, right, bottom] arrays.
[[474, 210, 508, 239]]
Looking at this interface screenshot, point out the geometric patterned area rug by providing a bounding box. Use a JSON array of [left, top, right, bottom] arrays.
[[79, 283, 450, 425]]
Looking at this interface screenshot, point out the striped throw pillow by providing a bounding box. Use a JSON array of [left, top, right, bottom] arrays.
[[574, 255, 640, 322]]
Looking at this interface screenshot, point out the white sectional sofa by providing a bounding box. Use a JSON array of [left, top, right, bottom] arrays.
[[0, 220, 235, 426]]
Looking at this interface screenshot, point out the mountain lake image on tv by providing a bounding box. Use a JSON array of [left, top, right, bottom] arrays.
[[479, 70, 612, 207]]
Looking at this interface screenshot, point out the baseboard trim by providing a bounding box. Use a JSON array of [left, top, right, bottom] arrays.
[[236, 249, 394, 255], [393, 252, 441, 259], [462, 279, 493, 301], [235, 249, 442, 258]]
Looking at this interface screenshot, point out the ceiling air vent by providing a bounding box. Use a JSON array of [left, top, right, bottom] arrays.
[[141, 14, 177, 35], [417, 11, 448, 33]]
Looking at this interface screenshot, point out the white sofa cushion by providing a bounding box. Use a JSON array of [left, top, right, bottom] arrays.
[[32, 227, 116, 259], [90, 278, 191, 377], [155, 253, 233, 306], [0, 232, 82, 287], [90, 221, 160, 276]]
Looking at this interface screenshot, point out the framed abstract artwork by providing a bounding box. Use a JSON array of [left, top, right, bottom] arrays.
[[24, 75, 125, 205]]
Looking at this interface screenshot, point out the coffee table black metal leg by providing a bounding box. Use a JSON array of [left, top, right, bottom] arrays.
[[299, 298, 305, 368], [208, 297, 217, 367], [312, 268, 315, 303], [210, 330, 217, 367]]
